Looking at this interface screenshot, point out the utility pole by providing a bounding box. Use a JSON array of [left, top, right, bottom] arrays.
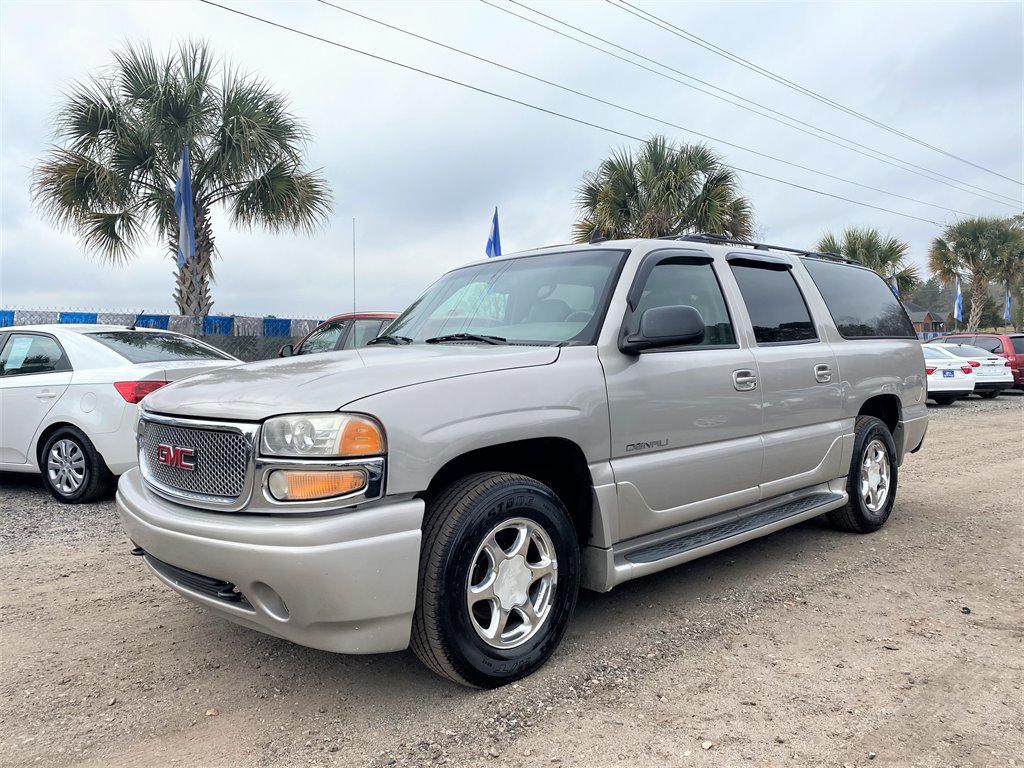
[[352, 217, 357, 314]]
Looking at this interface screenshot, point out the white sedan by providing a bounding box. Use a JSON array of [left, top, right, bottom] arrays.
[[926, 342, 1014, 399], [921, 344, 975, 405], [0, 325, 240, 503]]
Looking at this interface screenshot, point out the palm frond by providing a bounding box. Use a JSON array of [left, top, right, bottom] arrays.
[[229, 162, 331, 234]]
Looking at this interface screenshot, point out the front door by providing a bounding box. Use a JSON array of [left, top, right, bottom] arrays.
[[601, 250, 764, 541], [0, 333, 73, 465]]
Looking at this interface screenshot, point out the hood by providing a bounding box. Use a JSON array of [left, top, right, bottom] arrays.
[[141, 344, 561, 421]]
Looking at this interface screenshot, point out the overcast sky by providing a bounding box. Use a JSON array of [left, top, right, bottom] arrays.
[[1, 0, 1021, 321]]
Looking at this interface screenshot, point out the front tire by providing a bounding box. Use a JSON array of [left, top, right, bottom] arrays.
[[40, 427, 114, 504], [828, 416, 898, 533], [411, 472, 580, 688]]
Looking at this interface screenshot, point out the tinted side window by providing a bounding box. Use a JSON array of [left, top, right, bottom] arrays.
[[345, 319, 388, 349], [0, 334, 71, 376], [1012, 337, 1024, 355], [972, 337, 1003, 353], [801, 259, 916, 338], [632, 259, 736, 347], [298, 321, 349, 355], [730, 264, 817, 344]]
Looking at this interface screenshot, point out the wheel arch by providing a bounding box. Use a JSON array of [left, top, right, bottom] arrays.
[[857, 394, 901, 434], [421, 437, 595, 548]]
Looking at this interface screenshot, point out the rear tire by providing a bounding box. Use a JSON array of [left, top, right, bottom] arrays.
[[931, 395, 958, 405], [978, 391, 999, 399], [411, 472, 580, 688], [39, 426, 115, 504], [828, 416, 898, 534]]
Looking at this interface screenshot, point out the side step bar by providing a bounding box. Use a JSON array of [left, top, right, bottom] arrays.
[[581, 487, 850, 591], [624, 492, 842, 564]]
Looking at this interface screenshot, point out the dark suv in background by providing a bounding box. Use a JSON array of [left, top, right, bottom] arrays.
[[930, 333, 1024, 390]]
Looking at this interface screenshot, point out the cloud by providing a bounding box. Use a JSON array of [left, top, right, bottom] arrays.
[[1, 0, 1021, 321]]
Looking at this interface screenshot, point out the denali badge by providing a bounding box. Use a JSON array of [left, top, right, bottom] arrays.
[[625, 439, 668, 452], [156, 444, 196, 470]]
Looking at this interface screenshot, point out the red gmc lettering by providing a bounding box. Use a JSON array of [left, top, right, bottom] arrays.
[[156, 444, 195, 470]]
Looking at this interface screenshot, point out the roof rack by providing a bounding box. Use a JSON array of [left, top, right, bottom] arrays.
[[673, 233, 861, 265]]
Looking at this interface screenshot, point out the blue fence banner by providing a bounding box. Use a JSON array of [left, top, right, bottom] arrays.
[[263, 318, 292, 337], [59, 312, 98, 324], [135, 314, 170, 330], [202, 315, 235, 336], [0, 310, 14, 327]]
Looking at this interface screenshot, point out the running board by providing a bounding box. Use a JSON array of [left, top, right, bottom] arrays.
[[624, 491, 844, 565]]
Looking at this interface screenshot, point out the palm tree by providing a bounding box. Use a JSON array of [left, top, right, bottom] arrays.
[[573, 136, 753, 243], [928, 217, 1022, 331], [816, 226, 920, 296], [32, 41, 332, 315]]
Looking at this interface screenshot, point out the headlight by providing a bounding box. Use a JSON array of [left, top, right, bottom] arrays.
[[260, 413, 385, 458]]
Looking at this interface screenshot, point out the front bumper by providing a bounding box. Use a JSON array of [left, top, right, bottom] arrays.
[[116, 468, 424, 654]]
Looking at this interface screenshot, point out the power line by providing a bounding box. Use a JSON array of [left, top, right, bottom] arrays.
[[316, 0, 971, 217], [611, 0, 1023, 188], [490, 0, 1020, 209], [196, 0, 948, 226]]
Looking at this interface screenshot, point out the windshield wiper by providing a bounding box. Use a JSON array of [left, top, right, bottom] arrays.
[[366, 334, 413, 346], [425, 333, 507, 345]]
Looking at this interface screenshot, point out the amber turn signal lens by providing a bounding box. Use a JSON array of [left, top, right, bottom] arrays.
[[337, 418, 384, 456], [267, 469, 367, 501]]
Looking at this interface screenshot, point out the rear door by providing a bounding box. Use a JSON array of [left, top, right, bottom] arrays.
[[601, 249, 764, 540], [726, 255, 843, 498], [0, 333, 73, 465]]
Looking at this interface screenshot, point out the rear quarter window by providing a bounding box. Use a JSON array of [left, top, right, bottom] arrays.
[[86, 331, 234, 362], [801, 259, 916, 339], [1012, 337, 1024, 355]]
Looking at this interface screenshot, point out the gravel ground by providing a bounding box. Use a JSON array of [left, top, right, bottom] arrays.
[[1, 392, 1021, 768]]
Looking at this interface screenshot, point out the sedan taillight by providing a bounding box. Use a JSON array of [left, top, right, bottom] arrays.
[[925, 367, 936, 375], [114, 381, 168, 404], [967, 360, 980, 368], [961, 366, 973, 374]]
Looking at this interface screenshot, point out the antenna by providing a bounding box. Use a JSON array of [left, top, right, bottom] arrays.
[[128, 309, 146, 331], [589, 227, 608, 244]]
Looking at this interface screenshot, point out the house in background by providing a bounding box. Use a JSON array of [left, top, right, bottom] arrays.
[[902, 300, 945, 334]]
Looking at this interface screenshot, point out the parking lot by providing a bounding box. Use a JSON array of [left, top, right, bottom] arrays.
[[1, 394, 1021, 768]]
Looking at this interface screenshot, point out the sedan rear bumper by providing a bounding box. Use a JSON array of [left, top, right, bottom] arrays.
[[116, 468, 424, 654]]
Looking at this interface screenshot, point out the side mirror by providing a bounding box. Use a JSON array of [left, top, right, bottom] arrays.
[[278, 343, 294, 357], [621, 305, 705, 354]]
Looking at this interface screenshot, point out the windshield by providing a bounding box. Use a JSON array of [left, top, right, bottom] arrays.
[[87, 331, 236, 362], [385, 249, 627, 345]]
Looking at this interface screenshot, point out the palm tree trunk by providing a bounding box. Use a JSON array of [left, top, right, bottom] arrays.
[[967, 277, 988, 332], [172, 204, 215, 320]]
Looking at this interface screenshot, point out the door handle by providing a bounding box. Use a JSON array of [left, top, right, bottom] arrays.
[[814, 364, 833, 383], [36, 391, 58, 400], [732, 369, 758, 391]]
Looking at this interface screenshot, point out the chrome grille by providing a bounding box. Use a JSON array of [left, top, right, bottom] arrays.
[[140, 418, 253, 502]]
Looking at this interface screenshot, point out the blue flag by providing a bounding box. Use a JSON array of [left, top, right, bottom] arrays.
[[485, 207, 501, 258], [1005, 287, 1013, 324], [890, 275, 900, 298], [174, 147, 196, 269], [954, 276, 963, 322]]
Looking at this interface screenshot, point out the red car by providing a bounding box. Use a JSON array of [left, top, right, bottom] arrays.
[[279, 311, 399, 357], [929, 333, 1024, 390]]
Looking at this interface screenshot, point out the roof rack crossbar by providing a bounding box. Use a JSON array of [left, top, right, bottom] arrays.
[[673, 233, 861, 265]]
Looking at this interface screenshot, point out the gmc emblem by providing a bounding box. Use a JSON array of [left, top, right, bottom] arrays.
[[156, 444, 196, 471]]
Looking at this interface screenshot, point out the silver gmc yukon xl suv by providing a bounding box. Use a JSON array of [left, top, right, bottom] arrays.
[[118, 234, 928, 688]]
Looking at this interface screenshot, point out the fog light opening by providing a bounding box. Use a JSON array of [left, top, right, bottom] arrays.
[[250, 582, 289, 621]]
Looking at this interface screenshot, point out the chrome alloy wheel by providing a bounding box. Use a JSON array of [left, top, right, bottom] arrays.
[[47, 438, 86, 495], [860, 438, 891, 513], [466, 518, 558, 649]]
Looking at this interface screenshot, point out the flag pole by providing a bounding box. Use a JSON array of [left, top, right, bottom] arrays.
[[352, 217, 357, 313]]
